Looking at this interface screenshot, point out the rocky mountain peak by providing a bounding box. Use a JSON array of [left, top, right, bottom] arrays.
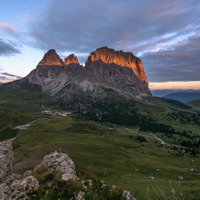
[[85, 46, 148, 86], [37, 49, 63, 66], [64, 54, 79, 65], [27, 47, 151, 98]]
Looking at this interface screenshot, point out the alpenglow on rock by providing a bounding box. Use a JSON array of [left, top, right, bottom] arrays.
[[26, 47, 151, 98], [37, 49, 63, 66], [85, 47, 148, 86], [65, 54, 79, 65]]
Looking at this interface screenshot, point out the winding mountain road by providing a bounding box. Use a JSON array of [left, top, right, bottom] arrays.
[[10, 112, 180, 148], [125, 128, 180, 147], [9, 114, 57, 141]]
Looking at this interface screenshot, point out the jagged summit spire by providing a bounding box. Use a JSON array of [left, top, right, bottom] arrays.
[[27, 47, 151, 97], [64, 54, 79, 65], [38, 49, 64, 66]]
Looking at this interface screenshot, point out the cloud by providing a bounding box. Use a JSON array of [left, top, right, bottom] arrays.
[[26, 0, 200, 82], [0, 23, 16, 34], [0, 76, 8, 81], [2, 0, 199, 82], [2, 72, 17, 77], [0, 72, 23, 83], [142, 32, 200, 82], [0, 38, 21, 56], [0, 75, 13, 83]]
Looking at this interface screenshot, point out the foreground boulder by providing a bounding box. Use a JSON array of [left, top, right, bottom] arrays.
[[0, 141, 13, 183], [0, 144, 135, 199], [34, 151, 77, 182], [0, 175, 39, 199], [0, 141, 39, 199]]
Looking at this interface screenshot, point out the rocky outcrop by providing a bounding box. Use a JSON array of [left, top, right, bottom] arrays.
[[0, 141, 39, 199], [0, 175, 39, 199], [37, 49, 63, 66], [81, 47, 151, 97], [0, 141, 13, 183], [26, 47, 151, 98], [4, 176, 39, 199], [65, 54, 79, 65], [123, 190, 136, 200], [0, 144, 135, 200], [34, 151, 77, 182], [85, 47, 148, 86]]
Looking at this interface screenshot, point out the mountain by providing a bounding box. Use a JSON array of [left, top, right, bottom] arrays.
[[151, 89, 200, 98], [25, 47, 151, 100], [151, 89, 182, 97], [164, 91, 200, 102], [1, 48, 200, 200]]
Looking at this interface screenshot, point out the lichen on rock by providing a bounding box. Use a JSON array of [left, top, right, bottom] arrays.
[[34, 151, 77, 182], [0, 140, 13, 183]]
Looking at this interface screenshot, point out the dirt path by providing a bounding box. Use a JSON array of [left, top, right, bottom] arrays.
[[10, 116, 55, 141], [125, 128, 181, 147]]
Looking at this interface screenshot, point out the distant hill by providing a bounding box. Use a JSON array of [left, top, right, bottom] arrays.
[[151, 89, 200, 98], [187, 99, 200, 111], [151, 89, 181, 97], [164, 92, 200, 102]]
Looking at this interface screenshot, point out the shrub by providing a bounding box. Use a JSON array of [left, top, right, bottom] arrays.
[[136, 136, 147, 142]]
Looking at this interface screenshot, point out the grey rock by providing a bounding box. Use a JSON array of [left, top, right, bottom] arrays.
[[75, 191, 85, 200], [179, 176, 183, 180], [26, 47, 151, 99], [0, 183, 12, 199], [34, 151, 77, 181], [123, 190, 136, 200], [23, 170, 32, 178], [0, 141, 13, 183], [10, 176, 39, 193]]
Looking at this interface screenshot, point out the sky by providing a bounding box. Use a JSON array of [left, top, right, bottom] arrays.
[[0, 0, 200, 90]]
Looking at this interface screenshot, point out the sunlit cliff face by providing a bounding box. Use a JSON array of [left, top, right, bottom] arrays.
[[35, 47, 149, 87], [85, 47, 148, 86], [64, 54, 79, 65], [38, 49, 63, 66]]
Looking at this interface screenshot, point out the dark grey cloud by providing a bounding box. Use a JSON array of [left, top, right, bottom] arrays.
[[0, 76, 8, 81], [0, 72, 23, 81], [2, 72, 16, 77], [0, 38, 21, 56], [27, 0, 200, 82], [143, 32, 200, 82]]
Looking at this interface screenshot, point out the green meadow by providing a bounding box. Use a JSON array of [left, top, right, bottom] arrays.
[[12, 116, 200, 199], [1, 81, 200, 199]]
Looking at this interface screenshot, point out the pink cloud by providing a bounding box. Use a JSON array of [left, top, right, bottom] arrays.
[[0, 23, 16, 33]]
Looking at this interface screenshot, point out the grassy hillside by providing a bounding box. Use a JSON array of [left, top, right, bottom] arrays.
[[0, 80, 59, 141], [1, 80, 200, 199], [0, 107, 50, 141], [187, 99, 200, 111], [12, 116, 200, 199], [0, 80, 60, 113], [164, 92, 200, 102]]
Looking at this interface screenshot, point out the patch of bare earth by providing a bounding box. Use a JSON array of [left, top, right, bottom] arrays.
[[13, 143, 72, 174]]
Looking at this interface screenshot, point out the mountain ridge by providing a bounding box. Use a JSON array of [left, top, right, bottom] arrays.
[[26, 47, 151, 99], [164, 91, 200, 102]]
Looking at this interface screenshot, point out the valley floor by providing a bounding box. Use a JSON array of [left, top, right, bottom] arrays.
[[12, 115, 200, 199]]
